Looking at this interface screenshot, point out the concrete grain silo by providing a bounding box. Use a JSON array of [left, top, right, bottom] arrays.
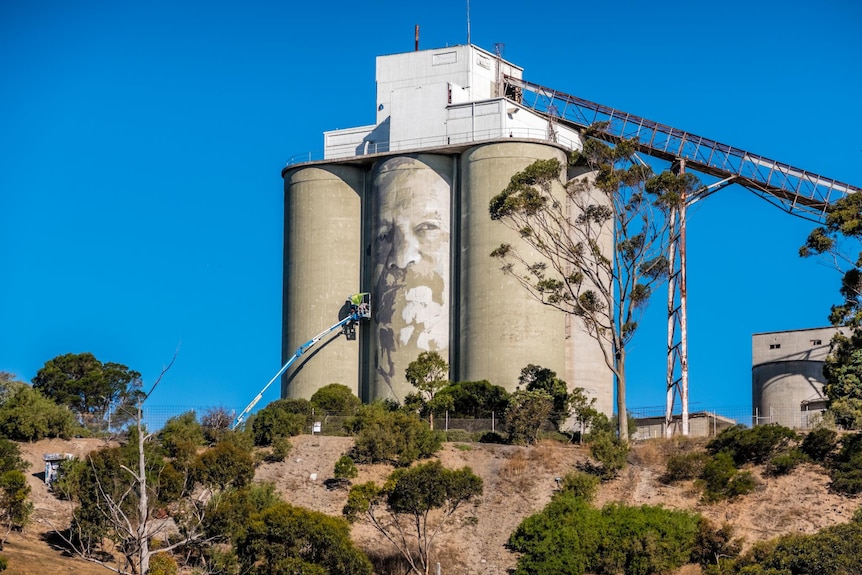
[[282, 165, 363, 399], [367, 154, 454, 402], [280, 44, 614, 416], [458, 141, 569, 391]]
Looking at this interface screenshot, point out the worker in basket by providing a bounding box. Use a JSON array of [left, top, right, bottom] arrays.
[[348, 293, 371, 318]]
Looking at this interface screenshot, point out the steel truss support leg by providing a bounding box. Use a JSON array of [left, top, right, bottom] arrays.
[[666, 160, 690, 437]]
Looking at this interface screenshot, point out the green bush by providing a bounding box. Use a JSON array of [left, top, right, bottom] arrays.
[[505, 389, 554, 445], [310, 383, 362, 414], [699, 452, 758, 503], [538, 430, 573, 444], [252, 399, 313, 446], [801, 427, 839, 462], [558, 471, 599, 501], [0, 555, 7, 571], [766, 448, 808, 476], [444, 429, 473, 443], [509, 490, 701, 575], [663, 452, 710, 483], [193, 441, 255, 490], [334, 455, 358, 480], [217, 427, 255, 453], [205, 482, 369, 574], [202, 483, 281, 543], [0, 469, 33, 537], [265, 436, 293, 463], [0, 385, 78, 441], [434, 379, 510, 418], [51, 457, 86, 501], [829, 432, 862, 495], [148, 553, 178, 575], [158, 411, 205, 473], [348, 405, 442, 466], [588, 431, 629, 479], [238, 501, 372, 575], [714, 511, 862, 574], [0, 439, 28, 474], [828, 398, 862, 430], [706, 424, 797, 466]]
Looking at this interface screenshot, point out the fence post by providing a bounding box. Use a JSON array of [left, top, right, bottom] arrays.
[[492, 411, 495, 433]]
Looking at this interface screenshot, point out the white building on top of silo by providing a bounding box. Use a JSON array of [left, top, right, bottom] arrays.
[[752, 326, 847, 429], [323, 44, 580, 160]]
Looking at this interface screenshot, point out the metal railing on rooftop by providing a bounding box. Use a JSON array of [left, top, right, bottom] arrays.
[[285, 126, 579, 167]]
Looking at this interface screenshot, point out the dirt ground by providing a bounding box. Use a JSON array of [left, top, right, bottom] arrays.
[[4, 435, 860, 574]]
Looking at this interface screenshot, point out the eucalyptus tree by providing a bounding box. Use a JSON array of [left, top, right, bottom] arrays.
[[489, 133, 699, 441], [32, 352, 142, 432], [800, 192, 862, 427], [344, 460, 482, 575], [0, 438, 31, 551], [405, 351, 451, 430]]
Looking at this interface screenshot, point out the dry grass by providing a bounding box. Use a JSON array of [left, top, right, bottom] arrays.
[[501, 449, 528, 478], [629, 438, 667, 467], [530, 440, 570, 469]]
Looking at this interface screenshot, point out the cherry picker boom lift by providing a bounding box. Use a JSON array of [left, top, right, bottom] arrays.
[[231, 293, 371, 430]]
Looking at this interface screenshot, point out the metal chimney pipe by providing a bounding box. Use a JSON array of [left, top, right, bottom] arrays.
[[415, 25, 419, 51]]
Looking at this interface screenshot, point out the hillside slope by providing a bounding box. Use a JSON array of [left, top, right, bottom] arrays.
[[3, 435, 860, 575]]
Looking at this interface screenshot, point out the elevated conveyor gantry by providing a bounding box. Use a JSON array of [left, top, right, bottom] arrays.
[[503, 76, 860, 220]]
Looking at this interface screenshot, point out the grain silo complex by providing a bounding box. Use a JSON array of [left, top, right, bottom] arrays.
[[281, 44, 614, 416]]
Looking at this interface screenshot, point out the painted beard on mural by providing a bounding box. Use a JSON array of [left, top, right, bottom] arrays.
[[372, 156, 451, 399]]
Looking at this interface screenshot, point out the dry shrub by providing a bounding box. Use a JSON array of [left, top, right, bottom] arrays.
[[366, 542, 467, 575], [666, 435, 709, 455], [529, 442, 565, 470], [365, 549, 412, 575], [502, 450, 528, 478], [632, 436, 710, 466], [433, 541, 471, 574], [630, 438, 665, 467]]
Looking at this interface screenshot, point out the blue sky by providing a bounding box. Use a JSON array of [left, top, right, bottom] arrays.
[[2, 0, 860, 421]]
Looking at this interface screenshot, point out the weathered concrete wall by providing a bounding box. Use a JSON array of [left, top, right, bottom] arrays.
[[283, 165, 363, 399], [563, 165, 615, 418], [752, 326, 843, 428], [458, 142, 569, 391]]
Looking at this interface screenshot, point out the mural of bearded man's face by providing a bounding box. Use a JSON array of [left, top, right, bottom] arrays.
[[372, 156, 451, 399]]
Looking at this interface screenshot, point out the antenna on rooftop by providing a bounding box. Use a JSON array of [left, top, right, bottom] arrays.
[[466, 0, 471, 45]]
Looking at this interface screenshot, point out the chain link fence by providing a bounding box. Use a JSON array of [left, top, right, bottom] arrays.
[[137, 404, 828, 438]]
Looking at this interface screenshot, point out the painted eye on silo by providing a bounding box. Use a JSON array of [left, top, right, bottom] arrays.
[[414, 222, 438, 235]]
